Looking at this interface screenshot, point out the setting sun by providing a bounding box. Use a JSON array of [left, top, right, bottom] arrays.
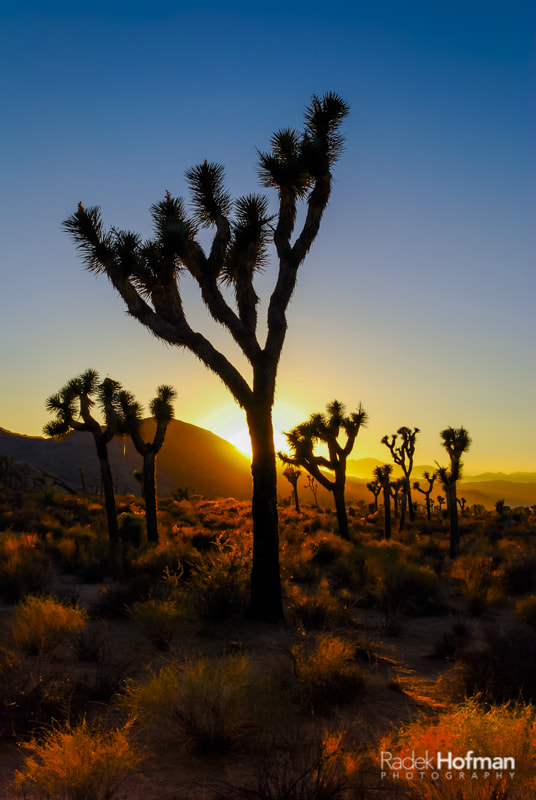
[[199, 401, 304, 459]]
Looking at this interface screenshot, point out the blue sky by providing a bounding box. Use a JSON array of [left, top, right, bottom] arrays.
[[1, 0, 534, 472]]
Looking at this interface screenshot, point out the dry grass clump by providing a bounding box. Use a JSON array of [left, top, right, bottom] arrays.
[[212, 729, 361, 800], [380, 698, 536, 799], [187, 533, 251, 621], [450, 553, 504, 616], [10, 595, 88, 655], [0, 532, 51, 601], [123, 653, 256, 755], [290, 633, 365, 711], [444, 623, 536, 703], [14, 717, 141, 800], [127, 596, 190, 649]]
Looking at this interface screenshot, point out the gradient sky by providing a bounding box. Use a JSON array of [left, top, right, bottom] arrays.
[[1, 0, 535, 474]]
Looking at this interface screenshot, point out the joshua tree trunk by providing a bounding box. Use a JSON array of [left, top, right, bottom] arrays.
[[383, 483, 391, 540], [446, 481, 459, 558], [332, 483, 349, 539], [246, 402, 283, 623], [94, 432, 119, 545], [143, 450, 158, 545]]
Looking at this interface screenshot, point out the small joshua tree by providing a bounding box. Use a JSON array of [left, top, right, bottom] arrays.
[[390, 477, 405, 519], [374, 464, 392, 540], [44, 369, 122, 544], [281, 464, 301, 513], [279, 400, 367, 539], [413, 470, 437, 521], [437, 426, 471, 558], [118, 385, 177, 544], [381, 426, 419, 530], [366, 479, 381, 511]]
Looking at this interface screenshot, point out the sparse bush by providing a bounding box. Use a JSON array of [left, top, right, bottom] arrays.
[[0, 532, 51, 602], [503, 553, 536, 596], [366, 557, 440, 622], [287, 578, 349, 630], [128, 597, 189, 649], [445, 623, 536, 703], [14, 717, 141, 800], [450, 553, 503, 616], [212, 729, 355, 800], [10, 595, 88, 655], [124, 654, 255, 754], [515, 594, 536, 630], [291, 633, 365, 711], [188, 534, 250, 621], [380, 698, 536, 799], [0, 646, 70, 736]]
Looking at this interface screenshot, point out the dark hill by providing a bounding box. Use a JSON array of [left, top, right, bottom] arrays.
[[0, 421, 253, 499]]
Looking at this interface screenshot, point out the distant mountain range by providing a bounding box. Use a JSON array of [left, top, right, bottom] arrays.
[[1, 424, 535, 509]]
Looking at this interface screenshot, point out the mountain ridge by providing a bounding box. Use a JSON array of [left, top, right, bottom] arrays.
[[1, 425, 535, 509]]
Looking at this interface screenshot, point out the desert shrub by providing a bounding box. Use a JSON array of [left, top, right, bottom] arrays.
[[0, 532, 51, 602], [287, 578, 349, 630], [188, 534, 250, 621], [123, 654, 254, 754], [290, 633, 365, 711], [48, 525, 109, 582], [118, 512, 145, 549], [10, 595, 88, 655], [0, 646, 70, 736], [379, 698, 536, 799], [128, 597, 190, 649], [450, 553, 504, 616], [14, 717, 141, 800], [515, 594, 536, 630], [211, 730, 356, 800], [503, 553, 536, 596], [445, 623, 536, 703], [367, 557, 440, 621]]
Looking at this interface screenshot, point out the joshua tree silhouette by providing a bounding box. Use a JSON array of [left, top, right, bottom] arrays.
[[413, 470, 437, 521], [44, 369, 121, 545], [117, 385, 176, 545], [366, 478, 381, 511], [281, 464, 301, 513], [62, 93, 349, 622], [374, 464, 393, 540], [279, 400, 367, 539], [381, 426, 419, 530], [437, 426, 471, 558]]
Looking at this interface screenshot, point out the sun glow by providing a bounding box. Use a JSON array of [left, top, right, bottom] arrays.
[[198, 401, 304, 459]]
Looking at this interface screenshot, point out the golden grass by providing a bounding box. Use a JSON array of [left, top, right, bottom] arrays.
[[14, 717, 141, 799]]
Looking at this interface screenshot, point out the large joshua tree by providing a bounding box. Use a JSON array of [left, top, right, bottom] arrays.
[[279, 400, 367, 539], [381, 426, 419, 530], [117, 385, 176, 545], [44, 369, 121, 544], [63, 93, 349, 622], [437, 426, 471, 558]]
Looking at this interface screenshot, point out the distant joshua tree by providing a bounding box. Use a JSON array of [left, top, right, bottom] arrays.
[[281, 464, 301, 513], [118, 385, 177, 545], [279, 400, 367, 539], [436, 495, 445, 512], [374, 464, 393, 540], [366, 479, 381, 511], [437, 426, 471, 558], [44, 369, 121, 545], [305, 474, 319, 508], [390, 477, 405, 519], [381, 426, 419, 530], [413, 471, 437, 521]]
